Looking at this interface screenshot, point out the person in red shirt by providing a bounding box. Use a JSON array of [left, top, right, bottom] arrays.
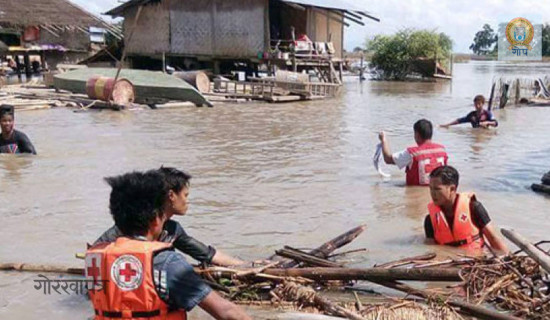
[[379, 119, 448, 186]]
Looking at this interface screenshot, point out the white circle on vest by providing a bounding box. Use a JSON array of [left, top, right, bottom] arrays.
[[110, 255, 143, 291]]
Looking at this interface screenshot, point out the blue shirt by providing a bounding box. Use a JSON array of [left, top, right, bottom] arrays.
[[153, 250, 212, 311], [457, 110, 497, 128]]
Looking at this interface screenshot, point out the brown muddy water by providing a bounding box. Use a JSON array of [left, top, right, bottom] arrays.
[[1, 61, 550, 319]]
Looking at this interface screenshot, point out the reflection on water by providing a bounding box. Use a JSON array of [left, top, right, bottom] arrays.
[[1, 61, 550, 319]]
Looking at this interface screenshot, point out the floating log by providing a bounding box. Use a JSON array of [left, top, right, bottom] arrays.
[[173, 71, 211, 93], [277, 225, 366, 268], [373, 280, 522, 320], [275, 246, 344, 268], [501, 229, 550, 273], [262, 267, 460, 282], [86, 76, 135, 105]]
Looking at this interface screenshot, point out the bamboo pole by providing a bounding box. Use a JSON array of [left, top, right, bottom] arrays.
[[275, 225, 366, 268], [0, 263, 84, 275], [262, 267, 460, 282], [501, 229, 550, 273], [275, 247, 344, 268]]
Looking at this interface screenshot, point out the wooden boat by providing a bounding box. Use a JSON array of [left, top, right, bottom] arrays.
[[54, 68, 212, 107]]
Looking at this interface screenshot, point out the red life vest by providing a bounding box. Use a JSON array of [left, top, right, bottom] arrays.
[[406, 142, 448, 185], [428, 193, 484, 250], [85, 237, 186, 320]]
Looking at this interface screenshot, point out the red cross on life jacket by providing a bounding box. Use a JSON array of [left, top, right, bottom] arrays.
[[87, 257, 100, 285], [119, 262, 137, 282]]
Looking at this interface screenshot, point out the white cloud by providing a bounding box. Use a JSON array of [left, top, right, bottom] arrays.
[[346, 0, 550, 53]]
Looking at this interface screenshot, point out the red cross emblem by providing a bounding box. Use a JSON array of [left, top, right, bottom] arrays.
[[460, 212, 469, 222], [111, 255, 143, 291], [119, 263, 137, 282], [85, 254, 102, 289]]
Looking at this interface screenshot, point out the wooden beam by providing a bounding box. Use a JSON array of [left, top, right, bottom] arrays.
[[344, 10, 362, 20], [356, 11, 380, 22], [343, 14, 365, 26], [501, 229, 550, 273], [282, 1, 306, 11]]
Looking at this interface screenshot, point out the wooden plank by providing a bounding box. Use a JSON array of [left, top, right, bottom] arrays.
[[501, 229, 550, 273]]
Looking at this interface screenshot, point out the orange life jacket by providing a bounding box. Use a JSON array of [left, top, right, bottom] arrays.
[[428, 193, 484, 250], [85, 237, 186, 320]]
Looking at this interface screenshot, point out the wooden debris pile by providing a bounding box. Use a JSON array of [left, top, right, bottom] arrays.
[[461, 254, 549, 319]]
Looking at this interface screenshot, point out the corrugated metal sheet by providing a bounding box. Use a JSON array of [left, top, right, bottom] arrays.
[[281, 0, 370, 14]]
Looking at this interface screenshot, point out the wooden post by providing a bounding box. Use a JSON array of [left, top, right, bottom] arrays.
[[515, 78, 520, 104], [291, 26, 297, 73], [162, 52, 166, 73], [14, 55, 22, 81], [501, 229, 550, 273], [23, 53, 32, 81], [359, 53, 364, 82]]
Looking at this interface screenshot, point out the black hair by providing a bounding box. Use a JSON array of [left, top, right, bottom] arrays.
[[158, 167, 192, 193], [473, 95, 486, 104], [105, 170, 166, 236], [413, 119, 433, 140], [0, 104, 14, 118], [430, 165, 459, 187]]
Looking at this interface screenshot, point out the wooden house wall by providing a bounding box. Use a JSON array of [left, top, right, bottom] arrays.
[[170, 0, 265, 58], [123, 1, 170, 56], [306, 8, 343, 58], [274, 3, 307, 42], [328, 11, 343, 58]]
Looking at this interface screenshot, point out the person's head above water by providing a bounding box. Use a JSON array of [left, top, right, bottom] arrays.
[[158, 166, 192, 217], [0, 104, 15, 135], [413, 119, 433, 145], [473, 95, 486, 112], [105, 170, 167, 239], [429, 165, 459, 208]]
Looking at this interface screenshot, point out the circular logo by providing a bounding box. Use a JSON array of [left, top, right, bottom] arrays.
[[110, 255, 143, 291], [506, 17, 534, 50]]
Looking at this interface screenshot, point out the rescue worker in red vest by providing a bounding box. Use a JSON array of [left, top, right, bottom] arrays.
[[85, 170, 251, 320], [424, 165, 509, 253], [379, 119, 448, 186]]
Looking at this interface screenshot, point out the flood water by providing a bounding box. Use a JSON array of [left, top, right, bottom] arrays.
[[1, 61, 550, 319]]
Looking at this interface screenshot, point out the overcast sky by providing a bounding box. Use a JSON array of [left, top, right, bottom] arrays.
[[72, 0, 550, 53]]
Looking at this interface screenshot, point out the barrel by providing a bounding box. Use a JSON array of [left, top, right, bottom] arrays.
[[85, 76, 135, 106], [173, 71, 211, 93]]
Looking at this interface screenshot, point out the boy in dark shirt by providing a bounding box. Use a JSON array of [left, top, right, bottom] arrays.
[[440, 95, 498, 129], [0, 104, 36, 154]]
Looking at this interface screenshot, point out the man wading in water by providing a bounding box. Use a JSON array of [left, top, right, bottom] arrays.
[[0, 104, 36, 154], [440, 95, 498, 129], [424, 165, 509, 253], [86, 169, 251, 320], [94, 167, 245, 267], [379, 119, 448, 186]]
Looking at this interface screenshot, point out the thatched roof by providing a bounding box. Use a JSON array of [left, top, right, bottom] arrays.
[[0, 0, 122, 38]]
